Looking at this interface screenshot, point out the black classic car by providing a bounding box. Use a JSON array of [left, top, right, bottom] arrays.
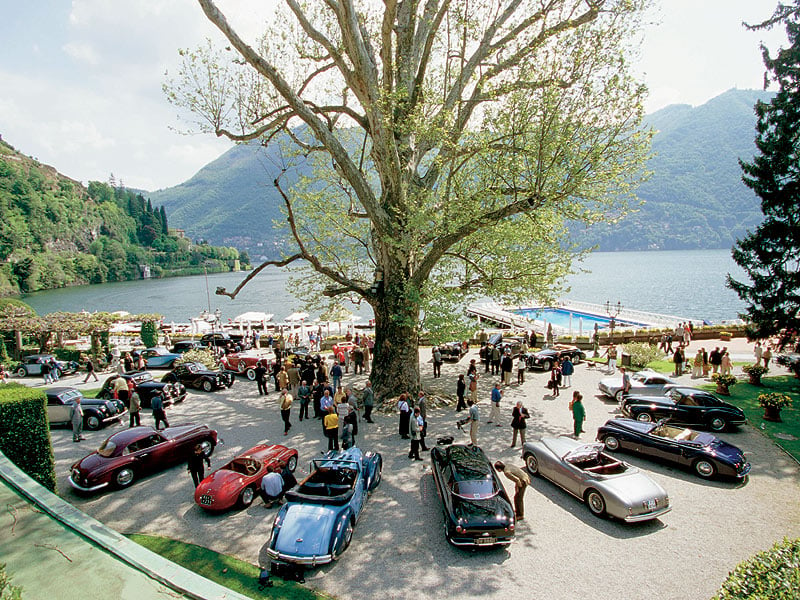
[[200, 332, 244, 348], [99, 372, 187, 408], [436, 341, 469, 362], [162, 362, 235, 392], [16, 354, 80, 378], [430, 444, 515, 547], [46, 387, 127, 431], [525, 345, 585, 371], [171, 340, 206, 354], [596, 418, 751, 479], [621, 386, 746, 432]]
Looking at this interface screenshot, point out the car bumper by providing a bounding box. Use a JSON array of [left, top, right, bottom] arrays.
[[103, 409, 128, 423], [68, 475, 109, 493], [623, 505, 671, 522], [448, 535, 514, 547], [266, 548, 333, 566]]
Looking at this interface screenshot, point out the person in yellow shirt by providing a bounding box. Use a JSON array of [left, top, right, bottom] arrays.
[[279, 389, 293, 435], [323, 407, 339, 451]]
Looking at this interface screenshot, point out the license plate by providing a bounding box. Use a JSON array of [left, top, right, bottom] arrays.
[[475, 537, 496, 545], [199, 494, 213, 506], [646, 499, 657, 510]]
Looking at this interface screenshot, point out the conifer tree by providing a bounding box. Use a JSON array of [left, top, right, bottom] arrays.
[[729, 1, 800, 345]]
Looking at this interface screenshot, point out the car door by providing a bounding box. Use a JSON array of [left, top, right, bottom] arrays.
[[126, 434, 166, 475], [47, 394, 71, 425], [547, 453, 584, 496], [350, 466, 366, 518], [644, 426, 684, 463]]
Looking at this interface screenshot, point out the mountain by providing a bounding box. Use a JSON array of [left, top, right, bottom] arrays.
[[0, 138, 247, 296], [150, 89, 774, 253]]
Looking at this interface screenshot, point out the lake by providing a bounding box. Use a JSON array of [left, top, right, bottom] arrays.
[[20, 249, 746, 324]]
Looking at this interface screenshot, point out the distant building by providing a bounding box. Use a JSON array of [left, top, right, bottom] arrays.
[[138, 264, 151, 279], [169, 228, 186, 239]]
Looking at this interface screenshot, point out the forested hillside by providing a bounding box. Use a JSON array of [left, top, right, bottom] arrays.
[[0, 138, 248, 296], [151, 89, 772, 254]]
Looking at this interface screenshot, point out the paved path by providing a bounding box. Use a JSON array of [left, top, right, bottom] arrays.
[[38, 340, 800, 600]]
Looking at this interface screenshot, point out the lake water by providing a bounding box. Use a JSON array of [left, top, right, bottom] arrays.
[[20, 249, 747, 324]]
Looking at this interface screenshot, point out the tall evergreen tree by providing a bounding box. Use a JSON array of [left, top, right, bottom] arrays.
[[159, 205, 168, 234], [728, 1, 800, 345]]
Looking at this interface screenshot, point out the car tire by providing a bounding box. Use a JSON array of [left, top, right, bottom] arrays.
[[614, 390, 625, 403], [524, 452, 539, 475], [286, 455, 297, 472], [245, 368, 256, 381], [585, 489, 607, 517], [541, 359, 552, 371], [636, 412, 653, 423], [85, 414, 102, 431], [114, 467, 136, 489], [334, 521, 354, 559], [198, 438, 215, 457], [202, 379, 213, 392], [572, 354, 582, 365], [693, 459, 717, 479], [371, 457, 383, 489], [16, 367, 27, 378], [603, 435, 620, 451], [709, 416, 727, 432], [238, 486, 256, 508]]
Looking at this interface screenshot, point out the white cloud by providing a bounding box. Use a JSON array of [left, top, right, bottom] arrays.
[[62, 41, 99, 65]]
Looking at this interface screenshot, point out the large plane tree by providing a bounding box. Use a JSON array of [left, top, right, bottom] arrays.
[[730, 1, 800, 346], [167, 0, 650, 398]]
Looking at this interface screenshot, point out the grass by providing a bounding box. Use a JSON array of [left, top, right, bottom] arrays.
[[127, 534, 328, 600], [697, 375, 800, 463]]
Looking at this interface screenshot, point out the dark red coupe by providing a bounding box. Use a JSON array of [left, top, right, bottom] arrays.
[[69, 424, 218, 493], [194, 444, 298, 511]]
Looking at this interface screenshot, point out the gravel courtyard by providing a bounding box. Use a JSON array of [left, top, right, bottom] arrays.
[[47, 347, 800, 600]]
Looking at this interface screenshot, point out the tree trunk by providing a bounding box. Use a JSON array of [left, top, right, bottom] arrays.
[[370, 279, 421, 403]]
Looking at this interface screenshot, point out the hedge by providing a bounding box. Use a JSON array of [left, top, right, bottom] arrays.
[[0, 383, 57, 492], [713, 538, 800, 599]]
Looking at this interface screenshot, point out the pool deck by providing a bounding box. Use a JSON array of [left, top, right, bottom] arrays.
[[466, 300, 709, 336]]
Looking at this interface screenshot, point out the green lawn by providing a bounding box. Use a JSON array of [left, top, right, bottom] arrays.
[[127, 534, 329, 600], [698, 375, 800, 463]]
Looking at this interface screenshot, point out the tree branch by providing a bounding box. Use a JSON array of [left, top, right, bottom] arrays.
[[216, 254, 304, 299]]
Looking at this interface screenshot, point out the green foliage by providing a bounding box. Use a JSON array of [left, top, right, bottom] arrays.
[[713, 537, 800, 600], [177, 349, 218, 369], [0, 139, 245, 295], [128, 534, 320, 600], [728, 7, 800, 339], [621, 342, 661, 368], [140, 321, 159, 348], [742, 364, 769, 377], [0, 383, 57, 492], [0, 563, 23, 600]]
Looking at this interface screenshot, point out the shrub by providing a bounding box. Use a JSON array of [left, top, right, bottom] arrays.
[[140, 320, 159, 348], [622, 342, 661, 368], [742, 364, 769, 377], [713, 538, 800, 600], [758, 392, 792, 409], [0, 383, 57, 492], [0, 563, 23, 600], [177, 349, 218, 370], [712, 373, 738, 388]]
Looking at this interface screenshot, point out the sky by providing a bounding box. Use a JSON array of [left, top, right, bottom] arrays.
[[0, 0, 789, 192]]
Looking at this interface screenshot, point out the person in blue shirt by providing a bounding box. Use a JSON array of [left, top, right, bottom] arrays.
[[151, 391, 169, 430], [561, 357, 574, 387]]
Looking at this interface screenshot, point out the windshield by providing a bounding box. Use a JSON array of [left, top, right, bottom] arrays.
[[564, 443, 604, 464], [452, 478, 497, 500], [134, 373, 153, 383], [97, 439, 117, 457]]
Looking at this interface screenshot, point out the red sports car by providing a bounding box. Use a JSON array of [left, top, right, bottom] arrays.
[[194, 444, 298, 511], [220, 351, 272, 380], [69, 424, 218, 493]]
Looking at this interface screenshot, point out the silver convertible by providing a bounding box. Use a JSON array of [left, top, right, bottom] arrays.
[[522, 437, 671, 522], [598, 369, 678, 403]]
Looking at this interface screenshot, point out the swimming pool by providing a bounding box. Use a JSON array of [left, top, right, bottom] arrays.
[[513, 307, 648, 331]]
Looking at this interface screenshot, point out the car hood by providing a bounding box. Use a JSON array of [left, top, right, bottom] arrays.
[[273, 503, 339, 557], [201, 468, 248, 491], [704, 437, 747, 463]]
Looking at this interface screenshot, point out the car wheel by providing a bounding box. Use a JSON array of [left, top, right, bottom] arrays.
[[198, 438, 215, 457], [524, 452, 539, 475], [614, 390, 625, 403], [85, 415, 102, 431], [286, 455, 297, 472], [114, 468, 136, 489], [636, 412, 653, 423], [603, 435, 620, 451], [572, 353, 582, 365], [694, 459, 717, 479], [371, 458, 383, 489], [709, 416, 727, 432], [245, 368, 256, 381], [237, 361, 247, 373], [541, 359, 552, 371], [238, 486, 256, 508], [16, 367, 26, 378], [334, 521, 354, 559], [202, 379, 213, 392], [585, 489, 607, 517]]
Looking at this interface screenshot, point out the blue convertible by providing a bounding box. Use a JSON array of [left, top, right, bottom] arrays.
[[266, 447, 382, 567]]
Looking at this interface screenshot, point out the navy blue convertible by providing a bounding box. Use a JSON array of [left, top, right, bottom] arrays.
[[266, 447, 382, 568], [596, 418, 750, 479]]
